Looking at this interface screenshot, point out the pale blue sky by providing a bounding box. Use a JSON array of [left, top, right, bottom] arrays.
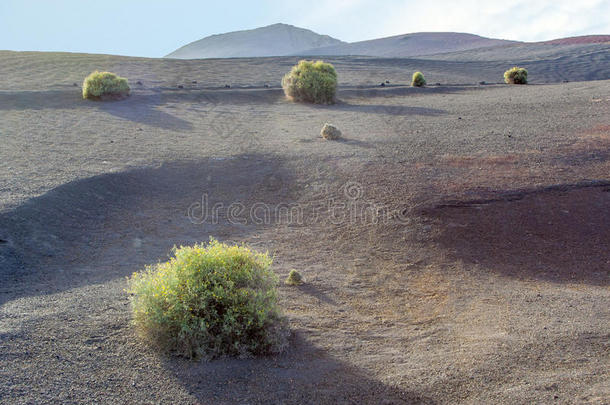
[[1, 0, 608, 57]]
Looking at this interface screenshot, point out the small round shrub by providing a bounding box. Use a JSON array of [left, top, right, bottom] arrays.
[[282, 60, 337, 104], [82, 71, 130, 100], [411, 71, 426, 87], [504, 67, 528, 84], [285, 269, 304, 286], [127, 239, 288, 359]]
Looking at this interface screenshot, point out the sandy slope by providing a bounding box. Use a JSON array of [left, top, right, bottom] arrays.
[[0, 52, 609, 404]]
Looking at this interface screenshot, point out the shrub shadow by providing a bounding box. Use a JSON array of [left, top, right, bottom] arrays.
[[97, 91, 193, 130], [0, 89, 82, 110], [424, 182, 610, 285], [163, 332, 435, 404], [295, 283, 337, 306], [331, 102, 446, 116], [338, 84, 476, 99], [0, 89, 192, 131], [0, 155, 295, 306]]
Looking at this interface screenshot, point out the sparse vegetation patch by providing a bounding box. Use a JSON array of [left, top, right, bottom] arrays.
[[282, 60, 337, 104], [82, 71, 130, 100], [411, 71, 426, 87], [285, 270, 304, 285], [127, 238, 288, 359], [504, 67, 528, 84]]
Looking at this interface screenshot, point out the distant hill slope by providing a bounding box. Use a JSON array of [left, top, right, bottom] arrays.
[[165, 23, 344, 59], [423, 41, 610, 63], [540, 35, 610, 45], [298, 32, 518, 57]]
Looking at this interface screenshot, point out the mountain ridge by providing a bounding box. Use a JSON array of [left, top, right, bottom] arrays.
[[296, 31, 518, 58], [166, 23, 610, 60], [165, 23, 345, 59]]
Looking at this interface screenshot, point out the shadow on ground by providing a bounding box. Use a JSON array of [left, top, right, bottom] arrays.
[[164, 332, 435, 404], [425, 182, 610, 285], [338, 84, 479, 99], [331, 102, 446, 116], [0, 89, 194, 130], [0, 155, 296, 306]]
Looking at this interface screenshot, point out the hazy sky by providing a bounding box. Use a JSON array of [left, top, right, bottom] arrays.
[[1, 0, 608, 57]]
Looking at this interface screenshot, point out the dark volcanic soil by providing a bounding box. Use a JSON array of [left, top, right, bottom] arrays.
[[0, 52, 609, 404]]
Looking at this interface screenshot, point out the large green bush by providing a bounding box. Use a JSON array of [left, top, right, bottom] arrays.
[[127, 239, 287, 359], [281, 60, 337, 104], [82, 71, 130, 100], [504, 67, 528, 84], [411, 71, 426, 87]]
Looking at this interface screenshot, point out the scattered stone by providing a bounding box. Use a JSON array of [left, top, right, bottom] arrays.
[[435, 82, 441, 86], [178, 85, 184, 89], [321, 123, 341, 140], [563, 80, 569, 83], [136, 81, 143, 85], [225, 84, 231, 88]]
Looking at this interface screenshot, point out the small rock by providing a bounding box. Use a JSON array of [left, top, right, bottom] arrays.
[[72, 83, 78, 87], [458, 117, 462, 120], [321, 123, 341, 140], [380, 82, 385, 87], [137, 128, 143, 131], [264, 84, 270, 88], [133, 238, 142, 249], [225, 84, 231, 88], [192, 80, 197, 84], [385, 80, 390, 84], [435, 82, 441, 86], [136, 81, 143, 86], [177, 85, 184, 89], [479, 81, 486, 85]]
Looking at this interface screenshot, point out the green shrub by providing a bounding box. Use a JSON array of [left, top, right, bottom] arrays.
[[127, 238, 288, 359], [281, 60, 337, 104], [504, 67, 528, 84], [411, 71, 426, 87], [82, 71, 130, 100], [285, 269, 304, 286]]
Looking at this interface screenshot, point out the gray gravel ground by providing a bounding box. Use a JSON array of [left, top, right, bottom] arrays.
[[0, 51, 609, 404]]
